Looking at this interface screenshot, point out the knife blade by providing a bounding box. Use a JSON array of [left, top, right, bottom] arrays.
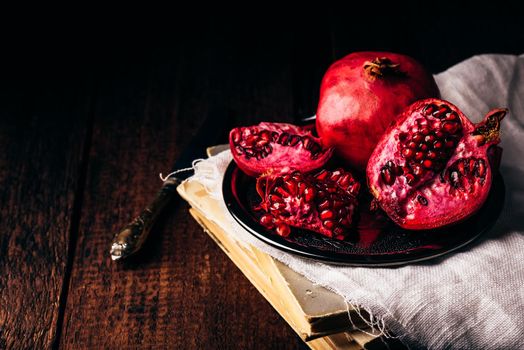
[[110, 107, 231, 261]]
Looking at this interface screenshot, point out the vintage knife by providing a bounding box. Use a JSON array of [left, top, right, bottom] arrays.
[[110, 108, 230, 261]]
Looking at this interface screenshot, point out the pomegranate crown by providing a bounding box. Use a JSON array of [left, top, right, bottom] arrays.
[[473, 108, 508, 146], [363, 57, 406, 78]]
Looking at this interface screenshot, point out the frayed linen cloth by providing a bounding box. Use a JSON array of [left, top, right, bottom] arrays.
[[187, 54, 524, 349]]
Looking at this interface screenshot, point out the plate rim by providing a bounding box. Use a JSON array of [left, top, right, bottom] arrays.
[[222, 161, 506, 267]]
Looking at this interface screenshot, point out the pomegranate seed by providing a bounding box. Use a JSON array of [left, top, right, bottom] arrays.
[[320, 210, 334, 220], [259, 130, 271, 141], [338, 174, 351, 188], [246, 134, 259, 145], [327, 185, 338, 193], [278, 132, 290, 145], [304, 187, 315, 202], [443, 122, 459, 134], [333, 227, 345, 236], [288, 135, 301, 146], [434, 106, 449, 118], [457, 160, 466, 175], [339, 218, 350, 227], [412, 133, 423, 143], [315, 169, 329, 181], [260, 214, 274, 228], [469, 159, 476, 174], [433, 141, 443, 149], [427, 151, 437, 159], [408, 141, 418, 149], [424, 135, 435, 143], [381, 167, 395, 185], [432, 121, 441, 129], [423, 104, 436, 115], [402, 148, 414, 159], [349, 182, 360, 196], [284, 180, 297, 195], [415, 152, 424, 161], [275, 187, 289, 197], [256, 139, 269, 147], [405, 173, 415, 185], [476, 159, 486, 177], [445, 112, 458, 121], [269, 194, 283, 202], [297, 182, 306, 195], [445, 139, 456, 148], [332, 200, 344, 209], [323, 220, 334, 229], [412, 164, 424, 177], [302, 137, 311, 149], [420, 127, 430, 135], [276, 224, 290, 237], [232, 130, 241, 143], [235, 146, 244, 155], [318, 199, 330, 211], [419, 143, 428, 151], [330, 169, 342, 181], [435, 130, 444, 138], [422, 159, 433, 169]]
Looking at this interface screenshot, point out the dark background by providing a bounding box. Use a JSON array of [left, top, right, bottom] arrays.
[[1, 7, 523, 349]]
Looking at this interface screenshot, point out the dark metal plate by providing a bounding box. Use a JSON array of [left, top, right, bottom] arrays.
[[222, 161, 505, 266]]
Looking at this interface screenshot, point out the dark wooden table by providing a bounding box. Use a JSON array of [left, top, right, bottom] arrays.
[[1, 8, 523, 349]]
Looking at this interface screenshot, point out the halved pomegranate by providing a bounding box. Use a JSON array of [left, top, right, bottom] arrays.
[[367, 98, 507, 230], [229, 122, 333, 176], [255, 167, 360, 240]]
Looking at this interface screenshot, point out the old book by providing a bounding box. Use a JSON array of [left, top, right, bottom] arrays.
[[185, 206, 391, 350], [176, 146, 405, 349]]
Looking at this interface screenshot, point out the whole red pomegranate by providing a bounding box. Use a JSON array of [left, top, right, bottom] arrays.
[[256, 167, 360, 240], [229, 122, 333, 176], [316, 52, 440, 171], [366, 98, 507, 230]]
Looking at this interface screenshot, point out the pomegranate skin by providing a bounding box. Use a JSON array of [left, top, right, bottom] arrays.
[[316, 51, 440, 171], [366, 98, 507, 230]]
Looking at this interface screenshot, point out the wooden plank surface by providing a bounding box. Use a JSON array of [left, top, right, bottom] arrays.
[[0, 69, 92, 348], [58, 22, 330, 349]]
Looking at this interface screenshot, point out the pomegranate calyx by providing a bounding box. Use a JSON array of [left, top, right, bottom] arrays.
[[363, 57, 406, 78], [473, 108, 508, 146]]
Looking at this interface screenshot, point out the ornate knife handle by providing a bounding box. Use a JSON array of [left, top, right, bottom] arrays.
[[110, 177, 181, 261]]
